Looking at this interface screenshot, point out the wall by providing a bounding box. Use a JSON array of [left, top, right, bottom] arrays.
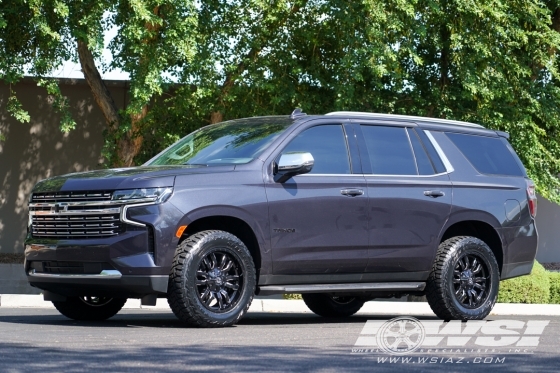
[[535, 195, 560, 263], [0, 78, 126, 256]]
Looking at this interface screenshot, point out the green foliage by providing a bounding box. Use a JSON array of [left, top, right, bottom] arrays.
[[283, 294, 303, 300], [549, 271, 560, 304], [498, 262, 551, 304], [3, 0, 560, 189]]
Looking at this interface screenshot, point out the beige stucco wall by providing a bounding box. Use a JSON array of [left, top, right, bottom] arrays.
[[0, 78, 126, 255]]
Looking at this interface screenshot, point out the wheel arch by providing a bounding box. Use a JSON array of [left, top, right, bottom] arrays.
[[440, 220, 504, 274], [176, 208, 265, 278]]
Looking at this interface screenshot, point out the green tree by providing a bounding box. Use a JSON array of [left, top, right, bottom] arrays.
[[3, 1, 560, 203], [0, 0, 197, 166]]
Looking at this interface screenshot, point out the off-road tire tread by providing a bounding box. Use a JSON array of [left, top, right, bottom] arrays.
[[167, 230, 255, 327], [302, 293, 364, 317], [425, 236, 499, 321], [52, 297, 126, 321]]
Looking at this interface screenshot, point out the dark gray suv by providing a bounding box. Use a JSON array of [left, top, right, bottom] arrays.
[[24, 110, 538, 326]]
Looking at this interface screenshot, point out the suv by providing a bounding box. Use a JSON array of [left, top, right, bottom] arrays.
[[24, 110, 538, 327]]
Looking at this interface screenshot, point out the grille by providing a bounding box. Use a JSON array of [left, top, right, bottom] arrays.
[[31, 191, 113, 203], [29, 190, 124, 239], [31, 214, 123, 239]]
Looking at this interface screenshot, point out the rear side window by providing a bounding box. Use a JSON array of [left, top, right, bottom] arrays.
[[407, 128, 435, 175], [360, 126, 417, 175], [446, 133, 524, 176]]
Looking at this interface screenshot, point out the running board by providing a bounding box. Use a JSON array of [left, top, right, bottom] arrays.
[[258, 282, 425, 296]]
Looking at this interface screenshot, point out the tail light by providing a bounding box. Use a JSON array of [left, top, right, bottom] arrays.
[[526, 179, 537, 218]]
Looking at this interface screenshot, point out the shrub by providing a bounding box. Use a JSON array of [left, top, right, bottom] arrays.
[[283, 294, 302, 300], [498, 261, 550, 304], [549, 271, 560, 304]]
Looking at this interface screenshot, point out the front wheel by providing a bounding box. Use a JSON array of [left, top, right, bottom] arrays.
[[302, 293, 364, 317], [167, 230, 256, 327], [426, 236, 500, 321], [52, 296, 126, 321]]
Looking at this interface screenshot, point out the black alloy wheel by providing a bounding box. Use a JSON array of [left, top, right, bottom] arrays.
[[426, 236, 499, 321], [196, 251, 243, 313]]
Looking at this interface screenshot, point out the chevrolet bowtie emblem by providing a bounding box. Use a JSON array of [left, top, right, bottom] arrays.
[[51, 203, 69, 213]]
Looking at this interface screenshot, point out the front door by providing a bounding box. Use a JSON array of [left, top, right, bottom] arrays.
[[265, 124, 369, 278]]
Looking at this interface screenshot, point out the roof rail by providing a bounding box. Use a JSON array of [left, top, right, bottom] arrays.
[[290, 108, 306, 119], [325, 111, 484, 129]]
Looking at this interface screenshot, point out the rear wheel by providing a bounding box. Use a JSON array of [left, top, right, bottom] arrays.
[[52, 296, 126, 321], [426, 236, 499, 320], [302, 293, 364, 317]]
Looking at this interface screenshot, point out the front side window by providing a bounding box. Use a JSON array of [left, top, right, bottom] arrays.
[[146, 117, 292, 166], [281, 125, 351, 174]]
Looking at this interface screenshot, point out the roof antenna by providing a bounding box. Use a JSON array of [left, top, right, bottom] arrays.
[[290, 108, 306, 119]]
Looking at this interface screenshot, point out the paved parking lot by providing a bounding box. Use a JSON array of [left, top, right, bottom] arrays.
[[0, 307, 559, 372]]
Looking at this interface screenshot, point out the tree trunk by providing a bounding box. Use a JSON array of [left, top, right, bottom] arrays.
[[77, 40, 120, 131]]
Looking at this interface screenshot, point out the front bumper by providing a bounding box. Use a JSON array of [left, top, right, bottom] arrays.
[[26, 269, 168, 298]]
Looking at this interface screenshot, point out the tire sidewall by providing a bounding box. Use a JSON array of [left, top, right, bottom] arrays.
[[444, 238, 499, 319], [183, 233, 256, 325]]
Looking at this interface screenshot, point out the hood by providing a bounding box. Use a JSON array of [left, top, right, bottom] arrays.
[[32, 165, 235, 193]]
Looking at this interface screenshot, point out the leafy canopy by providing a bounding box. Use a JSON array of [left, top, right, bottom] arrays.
[[3, 1, 560, 202]]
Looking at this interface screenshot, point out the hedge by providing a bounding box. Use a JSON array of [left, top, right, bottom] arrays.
[[549, 271, 560, 304], [498, 261, 551, 304]]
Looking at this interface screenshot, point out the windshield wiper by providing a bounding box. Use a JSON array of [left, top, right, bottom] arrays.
[[183, 163, 208, 167]]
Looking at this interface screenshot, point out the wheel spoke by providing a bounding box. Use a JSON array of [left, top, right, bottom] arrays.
[[220, 289, 232, 306], [224, 282, 239, 290], [196, 278, 208, 285], [210, 253, 218, 269], [222, 258, 234, 272]]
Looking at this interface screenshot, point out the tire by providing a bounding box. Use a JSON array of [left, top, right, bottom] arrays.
[[302, 293, 364, 317], [426, 236, 500, 321], [167, 230, 256, 327], [52, 296, 126, 321]]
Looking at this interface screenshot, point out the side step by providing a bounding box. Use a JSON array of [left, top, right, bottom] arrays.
[[258, 282, 425, 296]]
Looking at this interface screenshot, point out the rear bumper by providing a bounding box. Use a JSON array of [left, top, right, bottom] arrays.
[[27, 269, 168, 298]]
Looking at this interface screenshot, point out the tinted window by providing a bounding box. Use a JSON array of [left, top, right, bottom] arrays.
[[446, 132, 524, 176], [281, 125, 351, 174], [407, 128, 435, 175], [147, 117, 292, 166], [416, 129, 446, 173], [361, 126, 417, 175]]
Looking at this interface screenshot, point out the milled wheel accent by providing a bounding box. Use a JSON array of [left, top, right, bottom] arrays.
[[167, 230, 256, 327], [53, 296, 126, 321], [302, 293, 364, 317], [426, 236, 499, 321]]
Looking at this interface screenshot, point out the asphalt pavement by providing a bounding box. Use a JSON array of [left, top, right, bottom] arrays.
[[0, 302, 559, 372]]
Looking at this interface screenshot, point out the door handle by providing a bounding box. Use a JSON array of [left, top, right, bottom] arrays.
[[424, 190, 445, 198], [341, 189, 364, 197]]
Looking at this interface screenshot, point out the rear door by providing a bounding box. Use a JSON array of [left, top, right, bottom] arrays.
[[354, 122, 453, 277]]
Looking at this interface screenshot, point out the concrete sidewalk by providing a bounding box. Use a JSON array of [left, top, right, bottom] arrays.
[[2, 294, 560, 316]]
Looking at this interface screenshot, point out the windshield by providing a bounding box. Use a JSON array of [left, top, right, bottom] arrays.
[[146, 117, 293, 166]]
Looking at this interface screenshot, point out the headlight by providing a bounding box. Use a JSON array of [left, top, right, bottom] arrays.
[[111, 187, 173, 203]]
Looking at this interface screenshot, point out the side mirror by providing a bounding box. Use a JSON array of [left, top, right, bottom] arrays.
[[274, 152, 314, 183]]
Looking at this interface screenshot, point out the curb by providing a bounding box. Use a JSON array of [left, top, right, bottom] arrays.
[[2, 295, 560, 316]]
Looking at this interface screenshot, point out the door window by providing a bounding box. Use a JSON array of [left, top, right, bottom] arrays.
[[281, 125, 351, 174], [360, 125, 417, 175]]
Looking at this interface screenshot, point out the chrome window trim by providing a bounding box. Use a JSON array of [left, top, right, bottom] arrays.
[[424, 130, 454, 173], [297, 172, 449, 178]]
